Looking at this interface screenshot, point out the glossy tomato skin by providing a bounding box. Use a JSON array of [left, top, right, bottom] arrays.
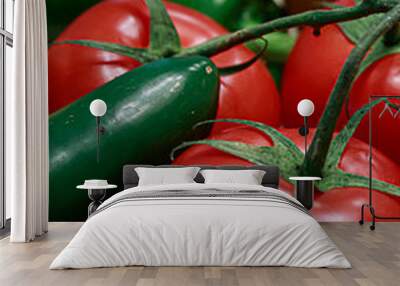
[[281, 24, 353, 128], [281, 0, 354, 129], [174, 126, 400, 221], [48, 0, 280, 133]]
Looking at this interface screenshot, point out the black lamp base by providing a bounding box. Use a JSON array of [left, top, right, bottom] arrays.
[[298, 125, 309, 136]]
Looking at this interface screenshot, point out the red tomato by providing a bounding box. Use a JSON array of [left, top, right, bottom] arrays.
[[282, 0, 400, 163], [281, 24, 353, 128], [48, 0, 280, 133], [173, 126, 400, 221], [281, 0, 355, 129]]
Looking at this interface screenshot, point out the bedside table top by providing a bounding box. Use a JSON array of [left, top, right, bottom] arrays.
[[289, 176, 321, 181], [77, 184, 117, 190]]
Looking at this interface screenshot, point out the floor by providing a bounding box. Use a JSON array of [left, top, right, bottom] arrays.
[[0, 223, 399, 286], [0, 219, 11, 239]]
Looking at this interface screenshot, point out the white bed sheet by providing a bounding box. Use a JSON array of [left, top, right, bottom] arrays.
[[50, 183, 350, 269]]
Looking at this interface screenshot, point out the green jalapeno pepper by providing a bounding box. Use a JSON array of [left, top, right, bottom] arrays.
[[50, 56, 219, 221]]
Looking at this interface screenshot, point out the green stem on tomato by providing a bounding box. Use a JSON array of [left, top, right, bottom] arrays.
[[146, 0, 181, 56], [176, 1, 392, 58], [59, 1, 394, 65], [302, 3, 400, 177], [317, 170, 400, 196]]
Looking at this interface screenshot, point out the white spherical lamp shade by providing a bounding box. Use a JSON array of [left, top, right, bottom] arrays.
[[297, 99, 315, 117], [90, 99, 107, 117]]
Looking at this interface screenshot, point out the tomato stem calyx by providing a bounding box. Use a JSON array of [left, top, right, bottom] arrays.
[[146, 0, 181, 56]]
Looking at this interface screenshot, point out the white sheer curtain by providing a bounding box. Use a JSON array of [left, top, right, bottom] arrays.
[[7, 0, 49, 242]]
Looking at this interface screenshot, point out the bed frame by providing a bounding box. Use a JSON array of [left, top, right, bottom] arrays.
[[123, 165, 280, 190]]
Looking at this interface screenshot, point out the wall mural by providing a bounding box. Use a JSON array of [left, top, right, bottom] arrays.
[[47, 0, 400, 221]]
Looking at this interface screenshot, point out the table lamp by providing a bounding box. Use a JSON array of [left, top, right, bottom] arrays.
[[297, 99, 315, 153]]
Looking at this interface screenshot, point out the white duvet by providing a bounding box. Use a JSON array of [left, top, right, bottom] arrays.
[[50, 183, 351, 269]]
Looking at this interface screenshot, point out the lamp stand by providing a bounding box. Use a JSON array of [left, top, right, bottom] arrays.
[[304, 116, 308, 153], [298, 116, 309, 154], [95, 117, 106, 163], [96, 117, 101, 163]]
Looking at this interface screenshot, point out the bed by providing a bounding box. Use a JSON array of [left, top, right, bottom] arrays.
[[50, 165, 350, 269]]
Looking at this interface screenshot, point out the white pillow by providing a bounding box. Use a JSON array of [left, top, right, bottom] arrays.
[[200, 169, 266, 185], [135, 167, 200, 186]]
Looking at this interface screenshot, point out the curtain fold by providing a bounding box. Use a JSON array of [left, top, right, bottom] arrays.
[[7, 0, 49, 242]]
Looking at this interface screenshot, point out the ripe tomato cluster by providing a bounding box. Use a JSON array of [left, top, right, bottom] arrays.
[[48, 0, 400, 221]]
